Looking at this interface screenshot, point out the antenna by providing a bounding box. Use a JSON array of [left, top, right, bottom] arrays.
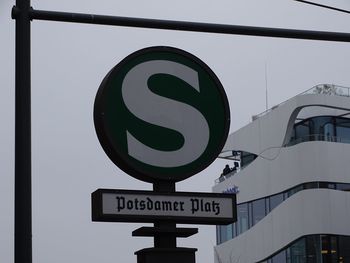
[[265, 62, 268, 110]]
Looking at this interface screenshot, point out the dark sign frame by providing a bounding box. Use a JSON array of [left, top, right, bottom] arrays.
[[92, 189, 236, 225], [93, 46, 230, 183]]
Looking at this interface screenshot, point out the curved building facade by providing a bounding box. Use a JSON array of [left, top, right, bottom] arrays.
[[213, 85, 350, 263]]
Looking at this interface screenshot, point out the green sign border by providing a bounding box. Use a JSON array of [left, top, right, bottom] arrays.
[[94, 46, 230, 183]]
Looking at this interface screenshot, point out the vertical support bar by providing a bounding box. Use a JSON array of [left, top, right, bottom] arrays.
[[153, 182, 176, 248], [14, 0, 32, 263]]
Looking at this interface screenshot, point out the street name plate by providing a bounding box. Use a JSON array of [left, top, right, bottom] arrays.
[[92, 189, 236, 225]]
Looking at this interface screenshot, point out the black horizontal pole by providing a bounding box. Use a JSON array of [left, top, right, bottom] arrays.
[[294, 0, 350, 15], [19, 8, 350, 42]]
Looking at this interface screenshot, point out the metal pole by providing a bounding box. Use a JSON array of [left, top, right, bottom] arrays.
[[28, 8, 350, 42], [153, 182, 176, 248], [14, 0, 32, 263]]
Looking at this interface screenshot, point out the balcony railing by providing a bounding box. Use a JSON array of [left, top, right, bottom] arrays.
[[215, 168, 241, 184], [286, 134, 350, 146]]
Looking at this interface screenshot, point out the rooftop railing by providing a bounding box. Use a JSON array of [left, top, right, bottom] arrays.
[[252, 84, 350, 121]]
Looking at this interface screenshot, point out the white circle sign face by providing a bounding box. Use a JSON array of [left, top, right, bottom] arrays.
[[121, 60, 210, 168], [94, 46, 230, 183]]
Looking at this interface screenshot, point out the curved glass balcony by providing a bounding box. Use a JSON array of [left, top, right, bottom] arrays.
[[287, 116, 350, 147]]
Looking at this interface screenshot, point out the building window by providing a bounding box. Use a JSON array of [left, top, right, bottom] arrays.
[[237, 203, 249, 235], [321, 235, 338, 263], [288, 116, 350, 146], [295, 121, 311, 143], [259, 235, 350, 263], [289, 238, 306, 263], [335, 118, 350, 143], [336, 183, 350, 191], [323, 123, 335, 141], [286, 185, 304, 198], [269, 193, 284, 211], [272, 250, 286, 263], [252, 198, 266, 226], [303, 182, 319, 189], [240, 151, 257, 168], [319, 182, 335, 189], [338, 236, 350, 262], [265, 197, 270, 214], [306, 235, 321, 263], [216, 226, 220, 244], [225, 224, 233, 241], [219, 225, 227, 244]]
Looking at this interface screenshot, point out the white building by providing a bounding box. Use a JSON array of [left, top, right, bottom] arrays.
[[213, 85, 350, 263]]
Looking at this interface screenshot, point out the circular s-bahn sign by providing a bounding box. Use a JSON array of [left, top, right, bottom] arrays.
[[94, 46, 230, 183]]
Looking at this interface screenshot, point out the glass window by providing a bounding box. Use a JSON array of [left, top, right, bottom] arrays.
[[216, 226, 220, 245], [232, 222, 237, 238], [236, 203, 249, 235], [306, 235, 322, 263], [311, 116, 330, 136], [336, 183, 350, 191], [338, 236, 350, 263], [287, 185, 303, 198], [336, 125, 350, 143], [270, 194, 283, 211], [225, 224, 233, 241], [290, 238, 306, 263], [252, 198, 266, 226], [335, 119, 350, 143], [323, 123, 335, 141], [263, 235, 350, 263], [217, 223, 237, 243], [303, 182, 319, 190], [248, 202, 253, 228], [319, 182, 335, 189], [295, 122, 311, 142], [272, 250, 286, 263], [286, 247, 291, 263], [241, 151, 257, 168], [329, 183, 336, 189], [291, 116, 350, 145], [265, 197, 270, 214], [219, 225, 227, 243], [290, 129, 296, 143], [321, 235, 338, 263]]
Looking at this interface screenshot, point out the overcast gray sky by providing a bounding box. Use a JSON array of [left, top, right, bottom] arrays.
[[1, 0, 350, 262]]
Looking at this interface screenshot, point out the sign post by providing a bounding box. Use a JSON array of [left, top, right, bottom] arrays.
[[92, 46, 233, 262], [14, 1, 32, 263]]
